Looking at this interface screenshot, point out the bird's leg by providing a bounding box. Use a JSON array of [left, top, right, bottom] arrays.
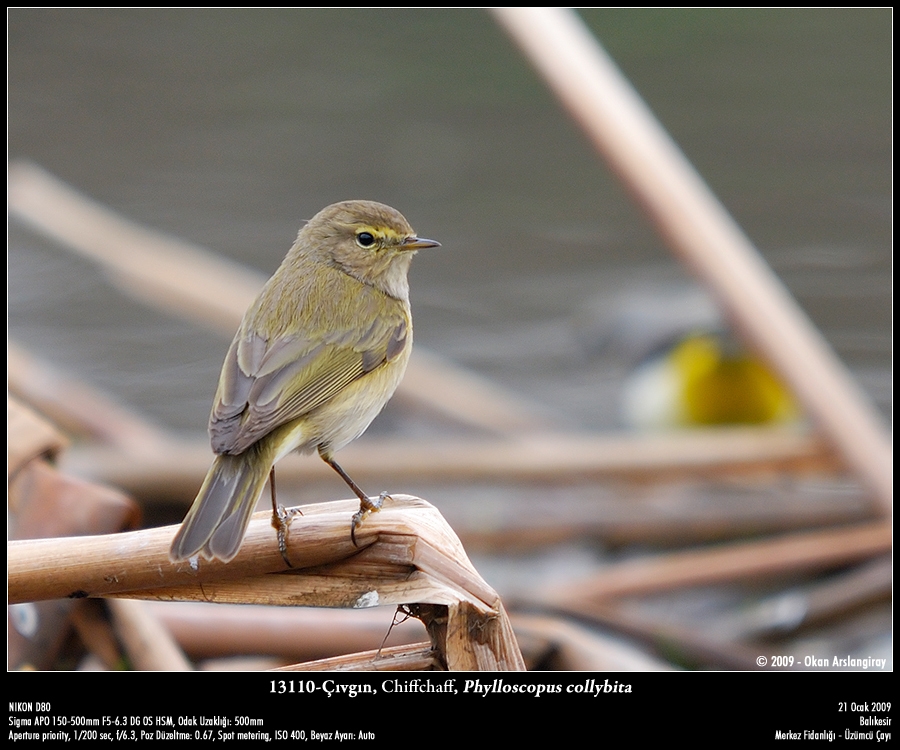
[[269, 466, 301, 567], [320, 453, 389, 547]]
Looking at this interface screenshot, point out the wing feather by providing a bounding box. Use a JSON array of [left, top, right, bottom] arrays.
[[209, 287, 408, 455]]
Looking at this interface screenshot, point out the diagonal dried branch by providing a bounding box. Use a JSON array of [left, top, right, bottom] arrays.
[[7, 495, 525, 671], [537, 520, 892, 607], [491, 8, 892, 512]]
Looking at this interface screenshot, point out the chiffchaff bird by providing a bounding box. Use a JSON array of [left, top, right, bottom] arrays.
[[170, 200, 439, 563]]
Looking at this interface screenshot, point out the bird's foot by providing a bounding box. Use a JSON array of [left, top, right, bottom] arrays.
[[350, 492, 390, 547], [272, 505, 303, 567]]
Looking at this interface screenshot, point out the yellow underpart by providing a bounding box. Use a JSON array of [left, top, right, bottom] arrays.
[[672, 334, 800, 425]]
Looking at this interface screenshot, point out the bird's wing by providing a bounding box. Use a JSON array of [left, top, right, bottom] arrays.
[[209, 310, 408, 455]]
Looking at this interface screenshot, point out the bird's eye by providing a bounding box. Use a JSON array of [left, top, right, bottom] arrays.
[[356, 231, 376, 248]]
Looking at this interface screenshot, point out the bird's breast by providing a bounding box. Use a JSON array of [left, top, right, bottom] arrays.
[[305, 343, 412, 454]]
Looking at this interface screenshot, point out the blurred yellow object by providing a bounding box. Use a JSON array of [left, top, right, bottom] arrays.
[[621, 332, 801, 429]]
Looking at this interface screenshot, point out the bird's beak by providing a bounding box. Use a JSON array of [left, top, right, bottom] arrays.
[[401, 236, 441, 251]]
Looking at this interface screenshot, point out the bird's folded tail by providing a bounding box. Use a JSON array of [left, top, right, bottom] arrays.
[[169, 447, 273, 563]]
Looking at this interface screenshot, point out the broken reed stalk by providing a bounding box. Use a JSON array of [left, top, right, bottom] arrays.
[[107, 598, 192, 671], [564, 603, 769, 671], [8, 341, 171, 455], [491, 8, 892, 513], [7, 396, 68, 481], [510, 614, 674, 671], [538, 520, 892, 607], [273, 642, 442, 672], [7, 495, 525, 671], [528, 524, 891, 671], [64, 427, 840, 504], [720, 556, 893, 640], [145, 600, 429, 662]]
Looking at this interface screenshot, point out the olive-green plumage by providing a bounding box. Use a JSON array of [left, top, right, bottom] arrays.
[[170, 200, 439, 563]]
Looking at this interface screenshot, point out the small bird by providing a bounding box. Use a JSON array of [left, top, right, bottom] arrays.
[[169, 200, 439, 563], [621, 330, 800, 429]]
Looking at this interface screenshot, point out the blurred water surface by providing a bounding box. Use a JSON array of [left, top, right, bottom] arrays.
[[8, 8, 891, 433]]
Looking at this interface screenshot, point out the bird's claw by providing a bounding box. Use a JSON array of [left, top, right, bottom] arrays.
[[272, 505, 303, 567], [350, 492, 390, 547]]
